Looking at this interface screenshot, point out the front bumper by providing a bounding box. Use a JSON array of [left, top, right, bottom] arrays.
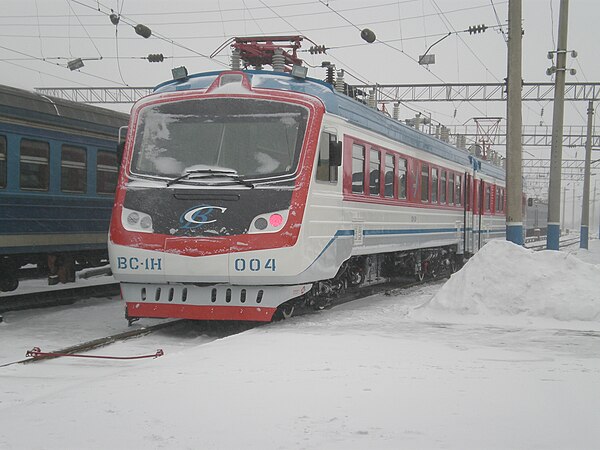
[[122, 282, 312, 322]]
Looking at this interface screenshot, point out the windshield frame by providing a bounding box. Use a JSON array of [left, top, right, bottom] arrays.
[[127, 94, 311, 185]]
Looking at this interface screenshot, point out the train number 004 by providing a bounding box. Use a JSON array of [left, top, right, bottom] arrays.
[[234, 258, 276, 272]]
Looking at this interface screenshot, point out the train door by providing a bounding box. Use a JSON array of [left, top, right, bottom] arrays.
[[477, 179, 485, 250], [472, 176, 483, 253], [463, 172, 473, 255]]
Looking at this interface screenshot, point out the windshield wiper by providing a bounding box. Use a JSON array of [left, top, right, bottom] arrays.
[[166, 169, 254, 188]]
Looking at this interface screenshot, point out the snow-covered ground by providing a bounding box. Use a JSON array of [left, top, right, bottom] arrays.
[[1, 240, 599, 449]]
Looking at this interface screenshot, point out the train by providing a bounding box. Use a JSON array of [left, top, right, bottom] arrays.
[[0, 84, 128, 292], [108, 37, 507, 323]]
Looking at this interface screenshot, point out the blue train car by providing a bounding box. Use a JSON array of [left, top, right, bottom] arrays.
[[0, 84, 129, 291]]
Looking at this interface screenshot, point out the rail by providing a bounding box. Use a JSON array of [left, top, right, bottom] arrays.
[[525, 235, 580, 251], [0, 283, 119, 314]]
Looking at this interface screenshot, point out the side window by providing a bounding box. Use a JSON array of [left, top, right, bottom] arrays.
[[498, 187, 504, 212], [384, 154, 394, 198], [61, 145, 87, 193], [448, 172, 454, 205], [431, 168, 438, 203], [440, 170, 447, 204], [398, 157, 407, 199], [20, 139, 49, 191], [0, 135, 6, 188], [421, 163, 429, 202], [351, 144, 365, 194], [485, 184, 491, 211], [97, 150, 118, 194], [316, 132, 338, 183], [369, 149, 380, 196], [455, 174, 462, 206]]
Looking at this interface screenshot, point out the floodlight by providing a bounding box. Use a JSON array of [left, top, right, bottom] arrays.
[[291, 65, 308, 79], [172, 66, 189, 80]]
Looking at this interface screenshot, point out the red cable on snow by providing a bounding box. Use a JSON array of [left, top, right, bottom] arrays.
[[25, 347, 164, 360]]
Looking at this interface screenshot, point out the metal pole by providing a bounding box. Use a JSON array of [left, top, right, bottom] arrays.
[[506, 0, 524, 245], [572, 186, 575, 231], [580, 101, 594, 248], [590, 180, 600, 239], [547, 0, 569, 250], [562, 186, 567, 231]]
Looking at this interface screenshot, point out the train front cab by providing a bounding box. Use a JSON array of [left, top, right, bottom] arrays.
[[109, 72, 344, 322]]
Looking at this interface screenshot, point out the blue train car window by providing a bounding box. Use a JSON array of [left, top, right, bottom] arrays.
[[384, 154, 394, 198], [0, 135, 6, 188], [97, 150, 118, 194], [421, 163, 429, 202], [20, 139, 49, 191], [351, 144, 365, 194], [61, 145, 87, 193], [398, 157, 407, 200], [369, 149, 380, 196]]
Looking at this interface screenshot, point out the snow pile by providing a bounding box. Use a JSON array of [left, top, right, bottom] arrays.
[[412, 240, 600, 323]]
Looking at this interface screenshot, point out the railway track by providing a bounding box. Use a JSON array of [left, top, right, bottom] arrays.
[[0, 282, 120, 314], [1, 274, 449, 369], [526, 235, 580, 251]]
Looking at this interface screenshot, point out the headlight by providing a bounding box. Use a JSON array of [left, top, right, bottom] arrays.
[[122, 207, 153, 233], [248, 210, 289, 234]]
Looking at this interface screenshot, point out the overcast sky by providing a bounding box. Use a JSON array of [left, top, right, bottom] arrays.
[[1, 0, 598, 175]]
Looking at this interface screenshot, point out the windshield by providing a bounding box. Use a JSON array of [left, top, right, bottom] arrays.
[[130, 97, 308, 180]]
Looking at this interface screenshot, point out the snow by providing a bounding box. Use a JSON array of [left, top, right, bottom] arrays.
[[1, 240, 600, 449], [412, 240, 600, 325]]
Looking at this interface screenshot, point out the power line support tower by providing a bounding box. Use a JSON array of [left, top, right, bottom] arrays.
[[547, 0, 569, 250], [506, 0, 524, 245], [580, 100, 594, 248]]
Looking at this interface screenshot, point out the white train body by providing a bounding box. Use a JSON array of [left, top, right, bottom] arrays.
[[109, 70, 506, 322]]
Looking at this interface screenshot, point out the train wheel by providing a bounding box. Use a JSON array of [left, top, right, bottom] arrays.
[[281, 304, 295, 319], [0, 276, 18, 292], [450, 259, 458, 273], [273, 303, 295, 321], [0, 259, 19, 292]]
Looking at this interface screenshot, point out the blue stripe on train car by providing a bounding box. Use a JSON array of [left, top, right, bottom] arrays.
[[0, 194, 112, 234]]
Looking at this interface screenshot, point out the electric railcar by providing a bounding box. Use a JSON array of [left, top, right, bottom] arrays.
[[108, 69, 506, 323], [0, 84, 128, 291]]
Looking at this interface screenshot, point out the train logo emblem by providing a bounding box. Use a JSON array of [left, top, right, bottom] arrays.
[[180, 205, 227, 229]]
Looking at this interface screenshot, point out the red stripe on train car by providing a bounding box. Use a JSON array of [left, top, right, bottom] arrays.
[[126, 302, 276, 322]]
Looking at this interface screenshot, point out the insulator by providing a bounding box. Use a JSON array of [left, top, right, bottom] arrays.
[[309, 45, 327, 54], [272, 48, 286, 72], [334, 70, 345, 93], [392, 103, 399, 120], [440, 127, 449, 143], [231, 49, 241, 70], [326, 66, 334, 85], [134, 24, 152, 39], [109, 13, 119, 25], [147, 53, 164, 63], [368, 90, 376, 109], [361, 28, 376, 43]]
